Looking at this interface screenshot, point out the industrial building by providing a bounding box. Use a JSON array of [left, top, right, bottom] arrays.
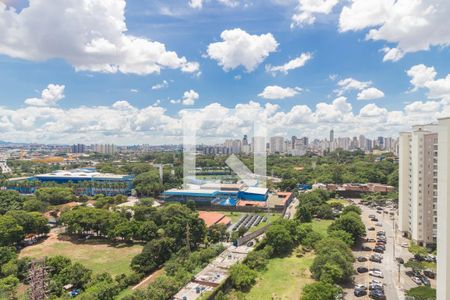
[[7, 168, 133, 196], [162, 183, 269, 207]]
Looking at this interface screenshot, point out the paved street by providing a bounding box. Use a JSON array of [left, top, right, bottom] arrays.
[[343, 200, 425, 300]]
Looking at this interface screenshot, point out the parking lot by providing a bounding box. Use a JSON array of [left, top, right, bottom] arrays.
[[344, 200, 436, 300]]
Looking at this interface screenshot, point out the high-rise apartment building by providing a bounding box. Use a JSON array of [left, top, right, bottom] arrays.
[[270, 136, 284, 154], [330, 129, 334, 142], [92, 144, 117, 155], [399, 124, 438, 247], [437, 117, 450, 300], [71, 144, 86, 153]]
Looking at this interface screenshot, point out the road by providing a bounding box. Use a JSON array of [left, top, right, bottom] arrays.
[[344, 200, 419, 300]]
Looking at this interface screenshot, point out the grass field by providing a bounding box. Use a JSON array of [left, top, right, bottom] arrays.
[[311, 219, 333, 236], [221, 211, 246, 223], [244, 252, 316, 300], [327, 198, 349, 206], [19, 233, 142, 276], [230, 219, 331, 299]]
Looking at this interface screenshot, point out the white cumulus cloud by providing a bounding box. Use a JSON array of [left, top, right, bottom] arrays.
[[339, 0, 450, 62], [407, 64, 450, 100], [266, 52, 312, 75], [152, 80, 169, 90], [357, 87, 385, 100], [291, 0, 340, 27], [207, 28, 278, 72], [24, 84, 65, 107], [171, 90, 199, 105], [258, 85, 301, 99], [0, 0, 199, 75]]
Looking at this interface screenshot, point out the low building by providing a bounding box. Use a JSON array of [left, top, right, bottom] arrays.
[[198, 211, 231, 227], [6, 168, 133, 196], [162, 184, 269, 207]]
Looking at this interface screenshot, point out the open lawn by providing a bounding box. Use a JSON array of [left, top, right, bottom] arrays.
[[233, 219, 331, 299], [244, 251, 315, 300], [327, 198, 349, 206], [221, 211, 246, 223], [19, 232, 142, 276], [311, 219, 333, 236]]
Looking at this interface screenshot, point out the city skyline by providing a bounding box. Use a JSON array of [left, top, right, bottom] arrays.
[[0, 0, 449, 144]]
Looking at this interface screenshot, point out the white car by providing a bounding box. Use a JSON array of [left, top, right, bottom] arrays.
[[354, 284, 367, 290], [369, 270, 384, 278], [401, 242, 409, 248]]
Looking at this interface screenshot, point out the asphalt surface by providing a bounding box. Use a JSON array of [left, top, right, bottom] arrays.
[[343, 200, 417, 300]]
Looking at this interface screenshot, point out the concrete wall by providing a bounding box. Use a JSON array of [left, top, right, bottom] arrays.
[[437, 118, 450, 300]]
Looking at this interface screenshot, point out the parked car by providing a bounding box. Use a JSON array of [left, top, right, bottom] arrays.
[[357, 256, 368, 262], [424, 269, 436, 279], [371, 217, 379, 222], [369, 289, 386, 299], [354, 284, 367, 290], [377, 231, 385, 235], [370, 255, 382, 263], [369, 270, 384, 278], [369, 282, 384, 290], [373, 247, 384, 253], [354, 288, 367, 297], [401, 242, 409, 248], [375, 223, 383, 227], [421, 276, 431, 286], [412, 276, 423, 285], [357, 267, 369, 273], [368, 227, 376, 231], [366, 238, 376, 242], [369, 214, 376, 218], [362, 245, 373, 251]]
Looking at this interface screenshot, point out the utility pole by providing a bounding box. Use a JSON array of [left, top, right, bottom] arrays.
[[28, 261, 48, 300]]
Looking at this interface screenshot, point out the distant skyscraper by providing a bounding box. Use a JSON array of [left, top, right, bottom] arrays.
[[291, 136, 297, 149], [243, 135, 248, 146], [359, 135, 366, 150], [330, 129, 334, 142], [71, 144, 86, 153], [270, 136, 284, 153]]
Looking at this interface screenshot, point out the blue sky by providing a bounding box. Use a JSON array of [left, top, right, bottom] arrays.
[[0, 0, 449, 144]]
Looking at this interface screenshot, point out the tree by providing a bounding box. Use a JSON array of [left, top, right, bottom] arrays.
[[22, 198, 47, 212], [229, 263, 257, 291], [186, 200, 196, 211], [328, 229, 354, 246], [315, 204, 334, 219], [310, 238, 354, 284], [405, 259, 426, 273], [0, 275, 19, 299], [265, 224, 294, 255], [207, 224, 228, 244], [0, 190, 22, 214], [244, 250, 269, 271], [405, 286, 436, 300], [133, 170, 163, 197], [342, 205, 362, 216], [35, 187, 74, 205], [302, 231, 323, 248], [0, 215, 24, 246], [301, 281, 342, 300], [328, 212, 365, 242], [297, 205, 312, 223]]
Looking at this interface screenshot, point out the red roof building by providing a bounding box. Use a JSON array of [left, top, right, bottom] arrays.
[[198, 211, 231, 227]]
